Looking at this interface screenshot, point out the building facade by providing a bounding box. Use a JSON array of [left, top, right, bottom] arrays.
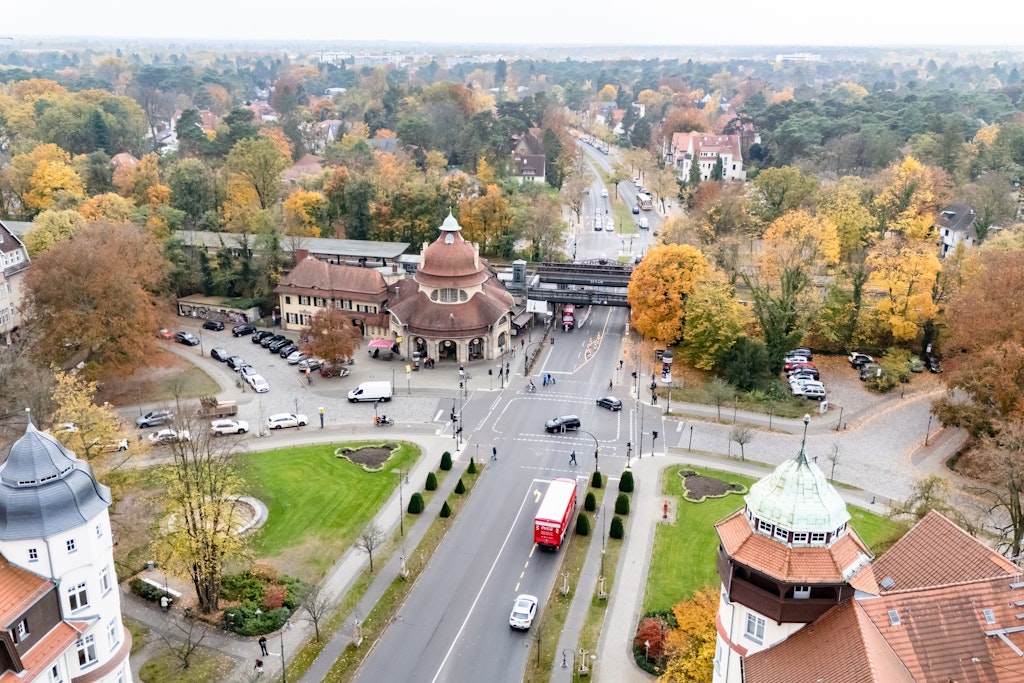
[[669, 131, 746, 182], [0, 422, 131, 682], [0, 221, 30, 346]]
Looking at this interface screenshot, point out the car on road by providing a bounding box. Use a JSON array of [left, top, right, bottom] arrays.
[[135, 410, 174, 428], [545, 415, 581, 433], [632, 203, 640, 214], [267, 413, 308, 429], [509, 594, 538, 630], [638, 216, 649, 229], [233, 323, 256, 337], [848, 352, 874, 368], [298, 358, 324, 371], [247, 374, 269, 393], [147, 428, 191, 445], [227, 356, 245, 371], [157, 328, 174, 339], [210, 348, 230, 362], [252, 330, 274, 344], [202, 320, 224, 331], [210, 419, 249, 436], [605, 218, 614, 232], [600, 188, 608, 197], [174, 331, 200, 346], [596, 396, 622, 411]]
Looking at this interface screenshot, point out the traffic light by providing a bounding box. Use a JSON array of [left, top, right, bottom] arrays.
[[631, 371, 638, 379], [459, 382, 463, 389], [652, 431, 659, 440], [488, 368, 493, 375]]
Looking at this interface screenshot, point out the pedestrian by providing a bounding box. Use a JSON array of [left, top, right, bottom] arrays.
[[521, 339, 525, 348], [609, 378, 613, 389], [160, 595, 169, 612], [542, 375, 547, 386], [259, 636, 268, 656], [569, 450, 577, 465], [305, 366, 311, 384], [619, 359, 624, 370], [492, 446, 497, 461], [652, 392, 657, 405], [254, 658, 264, 675], [552, 376, 556, 385]]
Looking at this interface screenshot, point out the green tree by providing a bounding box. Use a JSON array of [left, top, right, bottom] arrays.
[[719, 337, 771, 392], [748, 166, 818, 227], [407, 492, 425, 514], [440, 451, 453, 470], [226, 137, 289, 210], [619, 470, 634, 493], [615, 493, 630, 516], [23, 209, 85, 256], [681, 271, 748, 371], [585, 491, 597, 512], [168, 158, 217, 230], [425, 471, 438, 491], [742, 268, 809, 374], [707, 377, 736, 420], [575, 513, 591, 536]]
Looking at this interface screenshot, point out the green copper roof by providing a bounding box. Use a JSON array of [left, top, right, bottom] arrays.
[[745, 455, 850, 535]]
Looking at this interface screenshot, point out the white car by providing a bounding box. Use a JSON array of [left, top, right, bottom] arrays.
[[600, 188, 608, 197], [605, 218, 615, 232], [210, 419, 249, 436], [509, 594, 538, 630], [298, 358, 324, 371], [247, 374, 269, 393], [147, 428, 191, 445], [239, 364, 258, 378], [286, 351, 306, 365], [267, 413, 308, 430]]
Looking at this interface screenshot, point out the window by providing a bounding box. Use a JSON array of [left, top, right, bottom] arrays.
[[793, 586, 811, 599], [811, 532, 827, 544], [16, 619, 28, 640], [757, 519, 773, 535], [67, 582, 89, 611], [284, 296, 292, 304], [744, 614, 765, 643], [314, 297, 326, 307], [100, 566, 112, 594], [76, 635, 97, 667], [50, 663, 64, 683], [28, 548, 38, 562], [107, 618, 119, 650], [791, 532, 808, 545], [96, 523, 102, 538], [773, 525, 789, 542], [66, 538, 76, 553]]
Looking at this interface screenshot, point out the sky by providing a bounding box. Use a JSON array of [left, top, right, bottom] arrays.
[[4, 0, 1023, 48]]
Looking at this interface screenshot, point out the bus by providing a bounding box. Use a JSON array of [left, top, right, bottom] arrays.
[[637, 193, 653, 211], [534, 478, 578, 550]]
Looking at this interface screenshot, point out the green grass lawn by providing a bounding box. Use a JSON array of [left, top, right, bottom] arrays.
[[643, 465, 908, 614], [239, 440, 421, 579]]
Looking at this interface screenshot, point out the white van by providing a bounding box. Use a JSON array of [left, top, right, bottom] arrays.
[[347, 381, 394, 403], [638, 217, 650, 229]]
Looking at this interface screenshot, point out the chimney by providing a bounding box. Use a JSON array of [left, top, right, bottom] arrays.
[[294, 249, 310, 262], [392, 263, 398, 273]]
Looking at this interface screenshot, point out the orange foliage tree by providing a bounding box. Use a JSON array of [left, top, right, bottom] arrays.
[[660, 587, 718, 683]]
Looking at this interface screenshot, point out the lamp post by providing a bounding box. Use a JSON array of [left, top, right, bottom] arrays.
[[578, 429, 600, 472], [925, 413, 933, 446], [279, 620, 290, 683], [395, 469, 406, 537]]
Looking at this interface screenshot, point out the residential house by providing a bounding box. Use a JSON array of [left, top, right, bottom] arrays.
[[669, 131, 746, 182], [936, 203, 977, 258], [511, 131, 546, 185], [283, 154, 324, 184], [0, 221, 29, 346]]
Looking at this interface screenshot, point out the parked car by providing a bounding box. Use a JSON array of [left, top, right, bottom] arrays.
[[545, 415, 581, 433], [261, 334, 285, 348], [859, 363, 882, 381], [247, 374, 269, 393], [596, 396, 623, 411], [267, 413, 308, 429], [298, 358, 324, 371], [252, 330, 274, 344], [95, 438, 129, 453], [135, 410, 174, 429], [174, 331, 200, 346], [798, 386, 827, 401], [210, 419, 249, 436], [787, 348, 813, 360], [210, 348, 230, 362], [509, 594, 538, 630], [789, 369, 820, 382], [286, 351, 306, 365], [233, 323, 256, 337], [848, 352, 874, 368], [202, 320, 224, 331], [147, 428, 191, 445], [268, 338, 291, 353], [790, 380, 825, 395], [278, 343, 298, 358], [783, 360, 815, 373], [238, 364, 258, 378], [157, 328, 174, 339], [783, 355, 811, 365], [227, 356, 246, 371], [926, 355, 942, 373]]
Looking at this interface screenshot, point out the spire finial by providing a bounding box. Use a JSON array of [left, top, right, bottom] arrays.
[[796, 414, 810, 465]]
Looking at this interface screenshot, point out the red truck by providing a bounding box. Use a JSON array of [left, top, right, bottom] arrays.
[[534, 478, 578, 550], [562, 304, 575, 332]]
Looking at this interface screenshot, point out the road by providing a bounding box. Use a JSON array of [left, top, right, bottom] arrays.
[[354, 308, 636, 682]]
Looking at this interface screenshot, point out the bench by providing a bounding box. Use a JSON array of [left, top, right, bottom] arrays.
[[140, 577, 182, 599]]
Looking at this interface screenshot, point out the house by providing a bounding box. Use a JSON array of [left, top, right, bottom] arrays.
[[669, 131, 746, 182], [0, 221, 30, 346], [245, 101, 278, 125], [936, 203, 977, 258], [713, 426, 1024, 683], [511, 132, 546, 185], [283, 154, 324, 184]]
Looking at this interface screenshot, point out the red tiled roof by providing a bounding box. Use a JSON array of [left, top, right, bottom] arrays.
[[873, 510, 1018, 593], [0, 557, 53, 624], [388, 278, 513, 337], [274, 257, 387, 300], [717, 510, 873, 585]]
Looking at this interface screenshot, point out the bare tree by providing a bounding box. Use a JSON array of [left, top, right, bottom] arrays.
[[826, 443, 841, 482], [355, 523, 386, 573], [156, 615, 210, 670], [965, 419, 1024, 559], [299, 581, 333, 641], [729, 425, 754, 461], [707, 378, 735, 420]]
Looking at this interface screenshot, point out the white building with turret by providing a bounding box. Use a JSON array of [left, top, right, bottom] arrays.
[[0, 422, 131, 682]]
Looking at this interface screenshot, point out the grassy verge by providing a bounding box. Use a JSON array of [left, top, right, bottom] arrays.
[[523, 481, 607, 682], [285, 464, 482, 683], [137, 647, 235, 682], [125, 617, 149, 654], [644, 465, 908, 613]]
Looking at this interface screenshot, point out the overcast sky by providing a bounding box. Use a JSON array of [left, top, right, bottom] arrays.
[[5, 0, 1023, 47]]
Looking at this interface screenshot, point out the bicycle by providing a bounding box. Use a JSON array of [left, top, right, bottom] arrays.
[[525, 383, 537, 393]]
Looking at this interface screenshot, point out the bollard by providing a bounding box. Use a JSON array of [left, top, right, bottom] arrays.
[[663, 501, 669, 519]]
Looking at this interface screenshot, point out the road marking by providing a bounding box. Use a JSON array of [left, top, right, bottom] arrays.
[[433, 409, 444, 422]]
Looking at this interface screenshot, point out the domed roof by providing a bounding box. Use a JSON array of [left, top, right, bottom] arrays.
[[0, 423, 112, 541], [745, 419, 849, 536], [416, 211, 486, 285]]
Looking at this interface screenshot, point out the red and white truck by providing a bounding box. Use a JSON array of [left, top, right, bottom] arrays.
[[534, 477, 578, 550], [562, 304, 575, 332]]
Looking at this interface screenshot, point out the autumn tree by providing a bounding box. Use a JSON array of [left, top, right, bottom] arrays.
[[872, 156, 946, 241], [627, 244, 709, 345], [761, 209, 840, 279], [226, 136, 290, 210], [23, 221, 169, 379], [23, 209, 85, 256], [634, 615, 669, 664], [79, 192, 135, 223], [49, 372, 128, 462], [458, 184, 513, 258], [960, 419, 1024, 559], [661, 587, 718, 683], [25, 159, 85, 214], [748, 166, 818, 227], [299, 308, 363, 367], [561, 168, 593, 224], [817, 177, 875, 258], [864, 237, 941, 343], [283, 189, 326, 237], [680, 270, 749, 371]]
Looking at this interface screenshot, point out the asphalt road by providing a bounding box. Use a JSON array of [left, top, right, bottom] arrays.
[[354, 308, 634, 682]]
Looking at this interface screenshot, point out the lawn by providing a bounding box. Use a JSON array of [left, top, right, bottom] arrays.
[[240, 440, 421, 579], [643, 465, 908, 614]]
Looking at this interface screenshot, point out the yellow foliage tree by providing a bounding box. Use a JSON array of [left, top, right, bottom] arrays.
[[260, 126, 295, 161], [10, 143, 72, 203], [973, 123, 1000, 148], [761, 209, 840, 279], [79, 192, 135, 222], [873, 157, 943, 240], [283, 189, 325, 237], [598, 84, 618, 101], [476, 157, 496, 185], [25, 159, 85, 212], [50, 372, 128, 462], [221, 175, 262, 232], [681, 270, 751, 370], [660, 587, 718, 683], [627, 244, 709, 345], [23, 209, 85, 256], [866, 237, 942, 342], [817, 177, 875, 256], [457, 184, 510, 256]]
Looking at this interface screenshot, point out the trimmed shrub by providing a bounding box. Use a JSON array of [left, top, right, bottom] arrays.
[[575, 513, 591, 536], [440, 451, 453, 470], [454, 478, 466, 494], [467, 458, 477, 474], [584, 491, 597, 512], [425, 471, 438, 491], [223, 604, 290, 636], [408, 492, 424, 514], [619, 470, 634, 492], [128, 578, 175, 604], [615, 493, 630, 516], [440, 501, 452, 518], [609, 515, 624, 539], [591, 470, 603, 489]]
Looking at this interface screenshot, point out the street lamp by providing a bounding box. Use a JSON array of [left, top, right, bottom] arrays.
[[578, 429, 600, 472], [395, 469, 406, 537], [279, 620, 290, 683]]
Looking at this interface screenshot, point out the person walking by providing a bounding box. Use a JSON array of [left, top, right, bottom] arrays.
[[254, 658, 264, 675], [542, 374, 547, 386], [609, 378, 613, 389], [492, 446, 497, 461], [569, 450, 577, 465], [160, 595, 169, 612], [259, 636, 268, 656], [305, 366, 311, 384]]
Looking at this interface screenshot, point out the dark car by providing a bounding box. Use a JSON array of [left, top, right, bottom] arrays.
[[859, 363, 882, 381], [202, 320, 224, 331], [135, 409, 174, 429], [227, 356, 245, 371], [210, 348, 230, 362], [261, 334, 285, 348], [786, 348, 813, 360], [789, 369, 820, 381], [596, 396, 623, 411], [926, 355, 942, 373], [233, 323, 256, 337], [848, 352, 874, 368], [252, 330, 275, 344], [631, 203, 640, 214], [268, 338, 291, 352], [545, 415, 581, 433], [174, 331, 200, 346], [278, 343, 298, 358]]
